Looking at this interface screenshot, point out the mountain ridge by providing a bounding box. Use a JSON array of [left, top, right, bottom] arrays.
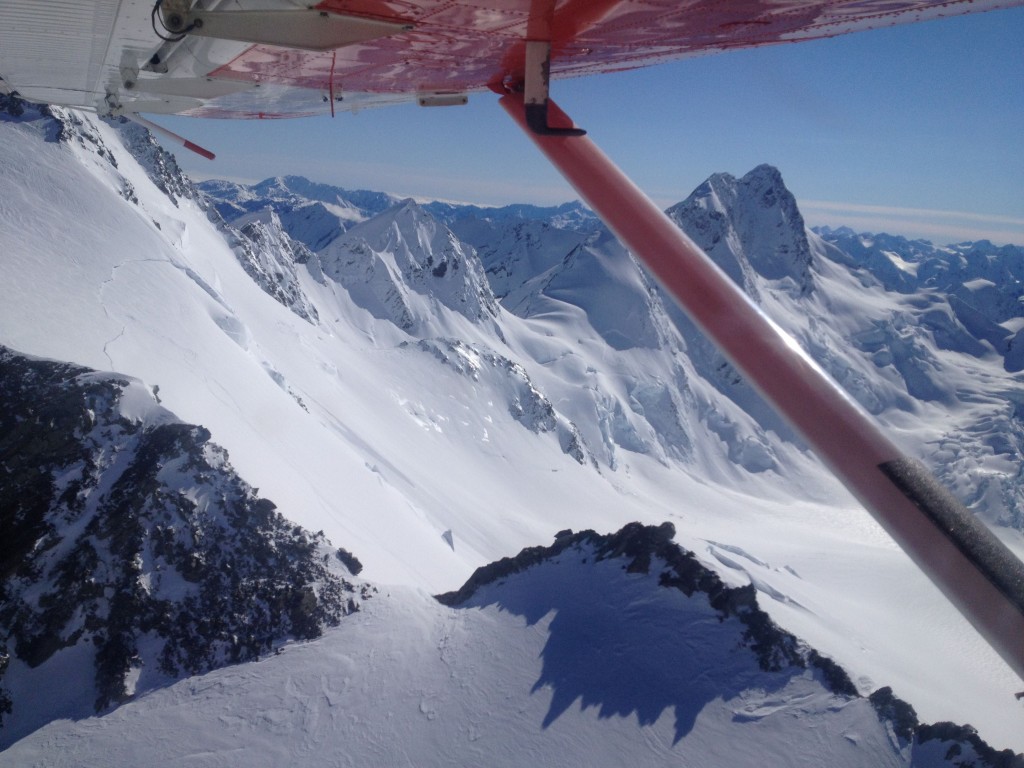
[[0, 345, 367, 748], [2, 101, 1023, 755]]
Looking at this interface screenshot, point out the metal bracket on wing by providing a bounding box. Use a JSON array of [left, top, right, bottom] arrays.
[[158, 2, 413, 52], [523, 40, 585, 137]]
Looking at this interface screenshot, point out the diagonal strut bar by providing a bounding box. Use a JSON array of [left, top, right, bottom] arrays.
[[499, 92, 1024, 683]]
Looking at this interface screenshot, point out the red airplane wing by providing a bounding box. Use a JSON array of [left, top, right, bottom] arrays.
[[211, 0, 1000, 107], [0, 0, 1020, 118]]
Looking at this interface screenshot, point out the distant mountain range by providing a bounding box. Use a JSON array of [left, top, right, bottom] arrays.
[[200, 166, 1024, 526]]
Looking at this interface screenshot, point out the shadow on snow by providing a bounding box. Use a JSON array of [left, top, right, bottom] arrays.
[[460, 549, 793, 743]]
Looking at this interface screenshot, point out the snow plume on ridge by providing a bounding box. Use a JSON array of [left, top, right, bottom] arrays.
[[0, 347, 367, 748]]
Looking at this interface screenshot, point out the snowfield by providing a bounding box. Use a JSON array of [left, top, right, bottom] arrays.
[[1, 102, 1022, 760], [0, 527, 990, 767]]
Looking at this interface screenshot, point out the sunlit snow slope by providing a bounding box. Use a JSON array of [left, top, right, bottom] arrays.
[[5, 523, 1018, 767], [1, 102, 1022, 753]]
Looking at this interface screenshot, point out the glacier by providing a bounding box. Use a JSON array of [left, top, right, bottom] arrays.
[[1, 98, 1022, 761]]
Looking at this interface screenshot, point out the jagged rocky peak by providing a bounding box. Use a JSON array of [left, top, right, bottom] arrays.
[[105, 117, 203, 209], [225, 207, 321, 324], [317, 198, 499, 330], [668, 164, 814, 296], [0, 346, 368, 745], [437, 522, 1023, 765]]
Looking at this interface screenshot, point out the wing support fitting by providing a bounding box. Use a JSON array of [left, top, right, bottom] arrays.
[[523, 40, 585, 136], [158, 2, 412, 52], [499, 91, 1024, 683]]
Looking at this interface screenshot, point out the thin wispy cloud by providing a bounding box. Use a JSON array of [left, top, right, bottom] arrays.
[[799, 200, 1024, 246], [801, 200, 1024, 227]]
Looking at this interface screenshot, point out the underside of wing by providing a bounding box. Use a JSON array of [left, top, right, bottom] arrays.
[[0, 0, 1019, 118]]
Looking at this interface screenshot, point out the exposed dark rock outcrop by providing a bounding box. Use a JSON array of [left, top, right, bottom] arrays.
[[438, 522, 1021, 765], [0, 347, 368, 740], [437, 522, 803, 673]]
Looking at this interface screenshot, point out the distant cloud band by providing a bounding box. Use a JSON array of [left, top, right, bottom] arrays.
[[798, 199, 1024, 245], [800, 200, 1024, 226]]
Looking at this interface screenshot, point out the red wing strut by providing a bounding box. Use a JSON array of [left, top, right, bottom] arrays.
[[499, 92, 1024, 684]]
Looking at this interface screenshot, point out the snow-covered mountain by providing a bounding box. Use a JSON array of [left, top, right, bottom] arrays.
[[197, 175, 601, 256], [1, 98, 1023, 760], [0, 346, 367, 746], [816, 226, 1024, 373], [5, 522, 1020, 766], [316, 198, 500, 332]]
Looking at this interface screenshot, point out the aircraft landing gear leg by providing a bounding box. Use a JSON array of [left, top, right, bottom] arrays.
[[499, 91, 1024, 683]]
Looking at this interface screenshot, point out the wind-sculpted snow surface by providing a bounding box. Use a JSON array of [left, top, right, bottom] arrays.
[[4, 524, 1019, 767], [439, 523, 1021, 766], [4, 103, 321, 327], [409, 337, 592, 464], [0, 347, 366, 749]]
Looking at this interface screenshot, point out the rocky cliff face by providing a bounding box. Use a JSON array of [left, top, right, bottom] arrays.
[[228, 208, 322, 324], [317, 199, 499, 330], [0, 347, 368, 746], [438, 522, 1022, 767], [667, 164, 814, 298]]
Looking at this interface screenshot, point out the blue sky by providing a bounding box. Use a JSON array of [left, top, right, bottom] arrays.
[[159, 6, 1024, 245]]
